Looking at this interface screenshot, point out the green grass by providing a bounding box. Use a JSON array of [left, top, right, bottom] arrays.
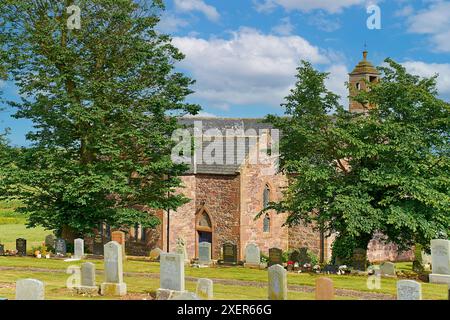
[[0, 257, 447, 300]]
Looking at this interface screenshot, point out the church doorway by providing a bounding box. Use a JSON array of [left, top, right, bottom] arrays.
[[195, 208, 214, 258]]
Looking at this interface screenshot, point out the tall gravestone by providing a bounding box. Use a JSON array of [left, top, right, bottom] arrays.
[[159, 253, 185, 292], [268, 248, 282, 267], [111, 231, 126, 257], [198, 242, 212, 265], [16, 238, 26, 256], [76, 262, 98, 294], [100, 241, 127, 296], [15, 279, 45, 300], [268, 264, 287, 300], [55, 238, 67, 255], [176, 237, 189, 263], [223, 243, 237, 265], [93, 234, 104, 256], [74, 238, 84, 259], [429, 239, 450, 285], [397, 280, 422, 300], [316, 277, 334, 300], [245, 243, 260, 266], [196, 278, 213, 300]]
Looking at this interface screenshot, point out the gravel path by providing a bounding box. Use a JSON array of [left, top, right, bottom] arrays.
[[0, 266, 395, 300]]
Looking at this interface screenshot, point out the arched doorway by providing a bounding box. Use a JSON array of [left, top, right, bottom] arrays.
[[195, 208, 213, 258]]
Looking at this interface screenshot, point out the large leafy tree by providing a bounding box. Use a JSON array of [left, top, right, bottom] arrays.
[[266, 60, 450, 262], [0, 0, 200, 237]]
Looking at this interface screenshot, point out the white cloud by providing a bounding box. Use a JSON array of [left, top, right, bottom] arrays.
[[253, 0, 366, 14], [325, 64, 350, 107], [174, 0, 220, 22], [158, 12, 189, 33], [406, 1, 450, 53], [173, 27, 330, 109], [183, 111, 218, 118], [271, 17, 295, 35], [402, 61, 450, 100]]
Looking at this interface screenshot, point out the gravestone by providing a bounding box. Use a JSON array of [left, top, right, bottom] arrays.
[[55, 238, 67, 255], [268, 264, 287, 300], [111, 231, 126, 257], [149, 247, 163, 261], [44, 234, 55, 248], [0, 244, 4, 256], [323, 265, 339, 274], [268, 247, 282, 267], [380, 262, 396, 277], [169, 292, 200, 300], [429, 239, 450, 285], [176, 237, 189, 263], [93, 234, 104, 256], [16, 238, 26, 256], [100, 241, 127, 296], [160, 253, 185, 291], [198, 242, 212, 265], [315, 277, 334, 300], [77, 262, 98, 294], [15, 279, 45, 300], [397, 280, 422, 300], [196, 278, 213, 300], [74, 238, 84, 259], [223, 243, 237, 265], [245, 243, 260, 266], [352, 248, 367, 271]]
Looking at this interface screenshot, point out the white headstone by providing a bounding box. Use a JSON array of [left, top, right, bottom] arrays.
[[100, 241, 127, 296], [397, 280, 422, 300], [15, 279, 45, 300], [380, 261, 396, 276], [268, 264, 287, 300], [245, 243, 260, 265], [74, 238, 84, 259], [196, 278, 213, 300], [81, 262, 96, 287], [198, 242, 211, 265], [160, 253, 185, 291], [429, 239, 450, 285]]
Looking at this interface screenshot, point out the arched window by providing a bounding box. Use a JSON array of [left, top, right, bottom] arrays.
[[198, 212, 212, 229], [263, 214, 270, 233], [356, 82, 361, 90], [263, 185, 270, 209]]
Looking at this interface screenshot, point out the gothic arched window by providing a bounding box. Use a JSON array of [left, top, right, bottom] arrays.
[[263, 214, 270, 233], [263, 185, 270, 209], [198, 212, 212, 228]]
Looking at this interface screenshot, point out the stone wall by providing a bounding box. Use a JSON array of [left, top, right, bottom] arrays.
[[287, 223, 322, 259], [367, 233, 414, 262]]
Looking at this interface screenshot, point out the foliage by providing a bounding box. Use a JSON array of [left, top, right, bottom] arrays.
[[265, 60, 450, 259], [0, 0, 200, 236]]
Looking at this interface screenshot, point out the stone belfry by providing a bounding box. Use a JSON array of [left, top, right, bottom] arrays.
[[349, 50, 380, 113]]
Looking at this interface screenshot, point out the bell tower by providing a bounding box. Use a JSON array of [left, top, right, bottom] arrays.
[[349, 50, 379, 113]]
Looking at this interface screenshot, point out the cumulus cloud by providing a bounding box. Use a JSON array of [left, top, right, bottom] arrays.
[[271, 17, 295, 35], [406, 1, 450, 53], [158, 12, 189, 33], [173, 27, 331, 110], [402, 61, 450, 100], [174, 0, 220, 22], [253, 0, 366, 14]]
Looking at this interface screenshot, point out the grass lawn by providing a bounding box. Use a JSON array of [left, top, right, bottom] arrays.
[[0, 257, 447, 300]]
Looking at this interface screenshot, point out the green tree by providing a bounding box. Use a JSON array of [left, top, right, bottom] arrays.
[[265, 60, 450, 261], [0, 0, 200, 238]]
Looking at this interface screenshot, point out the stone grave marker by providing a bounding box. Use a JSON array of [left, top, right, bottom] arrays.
[[55, 238, 67, 255], [245, 243, 260, 266], [397, 280, 422, 300], [160, 253, 185, 291], [100, 241, 127, 296], [74, 238, 84, 259], [16, 238, 26, 256], [111, 231, 126, 257], [268, 264, 287, 300], [429, 239, 450, 285], [223, 243, 237, 265], [196, 278, 213, 300], [44, 234, 55, 248], [176, 237, 189, 263], [93, 234, 104, 256], [15, 279, 45, 300], [380, 261, 396, 277], [352, 248, 367, 271], [315, 277, 334, 300], [198, 242, 212, 265], [268, 247, 282, 267], [149, 247, 163, 261], [77, 262, 98, 294]]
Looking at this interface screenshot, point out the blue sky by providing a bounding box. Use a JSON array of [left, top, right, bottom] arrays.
[[1, 0, 449, 146]]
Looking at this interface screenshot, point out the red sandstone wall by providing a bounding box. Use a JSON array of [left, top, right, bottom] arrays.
[[367, 233, 414, 263]]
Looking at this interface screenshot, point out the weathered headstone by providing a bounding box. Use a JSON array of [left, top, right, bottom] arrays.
[[196, 278, 213, 300], [77, 262, 98, 294], [149, 247, 163, 261], [176, 237, 189, 263], [0, 244, 4, 256], [352, 248, 367, 271], [160, 253, 185, 291], [380, 261, 396, 277], [93, 234, 104, 256], [268, 247, 282, 267], [44, 234, 55, 248], [15, 279, 45, 300], [16, 238, 26, 256], [100, 241, 127, 296], [74, 238, 84, 259], [268, 264, 287, 300], [223, 243, 237, 265], [245, 243, 260, 266], [397, 280, 422, 300], [315, 277, 334, 300], [111, 231, 126, 257], [55, 238, 67, 255], [429, 239, 450, 285], [198, 242, 212, 265]]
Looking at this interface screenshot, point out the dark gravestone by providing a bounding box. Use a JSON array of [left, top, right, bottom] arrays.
[[223, 243, 237, 264], [16, 238, 26, 256], [352, 248, 367, 271], [0, 244, 4, 256], [55, 238, 67, 255], [44, 234, 56, 248], [323, 265, 339, 274], [268, 247, 283, 267], [93, 234, 104, 256]]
